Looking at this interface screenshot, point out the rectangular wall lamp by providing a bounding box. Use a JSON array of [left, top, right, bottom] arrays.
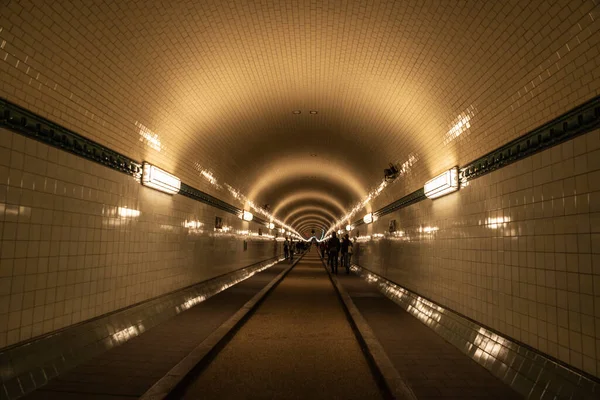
[[424, 167, 459, 199], [142, 162, 181, 194], [241, 210, 253, 221]]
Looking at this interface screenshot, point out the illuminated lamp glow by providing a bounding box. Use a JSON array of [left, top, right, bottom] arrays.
[[346, 224, 352, 231], [268, 222, 275, 229], [241, 210, 253, 221], [363, 213, 373, 224], [142, 163, 181, 194], [424, 167, 459, 199]]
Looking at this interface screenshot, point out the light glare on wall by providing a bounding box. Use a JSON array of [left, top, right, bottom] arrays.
[[424, 167, 459, 199], [142, 163, 181, 194], [118, 207, 140, 218], [363, 213, 373, 224], [241, 210, 253, 221], [346, 224, 352, 231]]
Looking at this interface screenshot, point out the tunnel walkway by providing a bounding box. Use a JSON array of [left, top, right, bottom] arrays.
[[21, 262, 292, 400], [334, 273, 520, 399], [177, 248, 382, 399], [17, 247, 524, 399]]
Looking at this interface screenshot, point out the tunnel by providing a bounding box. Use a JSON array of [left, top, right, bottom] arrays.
[[0, 0, 599, 398]]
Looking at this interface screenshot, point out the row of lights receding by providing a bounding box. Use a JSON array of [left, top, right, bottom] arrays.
[[337, 167, 459, 234], [141, 163, 302, 239], [293, 110, 318, 114]]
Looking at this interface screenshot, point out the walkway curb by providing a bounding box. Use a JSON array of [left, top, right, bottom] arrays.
[[139, 253, 306, 400], [321, 258, 417, 400]]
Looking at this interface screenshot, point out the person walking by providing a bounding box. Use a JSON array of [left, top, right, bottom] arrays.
[[289, 239, 295, 262], [328, 232, 340, 274], [347, 237, 354, 273], [283, 238, 289, 260], [340, 234, 351, 274]]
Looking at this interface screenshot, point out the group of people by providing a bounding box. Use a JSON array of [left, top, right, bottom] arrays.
[[319, 232, 354, 274], [283, 239, 308, 262]]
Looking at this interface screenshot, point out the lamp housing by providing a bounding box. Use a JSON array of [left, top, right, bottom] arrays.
[[241, 210, 253, 221], [424, 167, 459, 199], [142, 163, 181, 195]]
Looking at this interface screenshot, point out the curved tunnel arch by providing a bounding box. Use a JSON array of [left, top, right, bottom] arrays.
[[283, 206, 338, 225], [297, 223, 327, 232], [297, 224, 327, 237], [297, 222, 327, 231], [287, 213, 335, 230], [291, 215, 333, 230], [272, 191, 347, 218]]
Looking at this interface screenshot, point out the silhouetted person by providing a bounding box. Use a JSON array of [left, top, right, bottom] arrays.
[[289, 240, 295, 262], [283, 238, 290, 259], [328, 232, 340, 274], [319, 241, 326, 258], [341, 234, 352, 274], [347, 237, 354, 271]]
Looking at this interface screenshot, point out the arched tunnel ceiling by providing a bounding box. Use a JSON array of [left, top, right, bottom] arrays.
[[0, 0, 598, 235]]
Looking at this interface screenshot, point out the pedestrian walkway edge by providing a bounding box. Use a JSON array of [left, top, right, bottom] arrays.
[[321, 258, 417, 400], [139, 253, 306, 400]]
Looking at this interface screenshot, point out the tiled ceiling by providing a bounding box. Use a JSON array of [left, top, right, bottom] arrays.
[[0, 0, 598, 235]]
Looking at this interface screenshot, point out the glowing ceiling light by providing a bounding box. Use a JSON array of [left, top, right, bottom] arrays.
[[268, 222, 275, 229], [241, 210, 253, 221], [363, 213, 373, 224], [142, 163, 181, 195], [346, 224, 352, 231], [424, 167, 459, 199]]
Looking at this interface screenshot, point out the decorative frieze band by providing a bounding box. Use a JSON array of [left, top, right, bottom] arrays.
[[0, 98, 246, 219], [460, 96, 600, 181], [356, 95, 600, 226]]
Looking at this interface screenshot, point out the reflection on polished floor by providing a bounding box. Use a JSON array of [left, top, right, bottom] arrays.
[[19, 248, 524, 399]]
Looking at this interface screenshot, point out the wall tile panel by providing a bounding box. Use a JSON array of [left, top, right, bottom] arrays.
[[0, 128, 282, 349], [355, 128, 600, 378]]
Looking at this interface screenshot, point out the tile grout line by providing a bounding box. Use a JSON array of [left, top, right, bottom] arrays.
[[319, 255, 417, 400], [139, 253, 307, 400]]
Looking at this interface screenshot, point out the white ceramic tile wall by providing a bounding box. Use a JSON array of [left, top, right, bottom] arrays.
[[0, 128, 281, 349], [356, 128, 600, 378]]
